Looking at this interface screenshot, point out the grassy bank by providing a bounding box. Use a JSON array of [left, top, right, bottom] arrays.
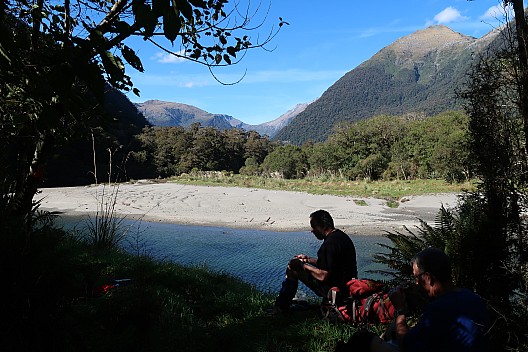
[[2, 223, 363, 352], [169, 173, 475, 200]]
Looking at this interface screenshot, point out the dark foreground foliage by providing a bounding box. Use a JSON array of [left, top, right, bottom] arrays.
[[0, 211, 363, 352], [373, 193, 528, 351]]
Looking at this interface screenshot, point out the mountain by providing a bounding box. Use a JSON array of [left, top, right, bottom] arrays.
[[235, 102, 311, 136], [136, 100, 238, 129], [136, 100, 308, 137], [275, 25, 502, 144]]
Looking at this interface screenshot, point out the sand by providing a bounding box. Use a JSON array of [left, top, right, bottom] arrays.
[[36, 181, 459, 235]]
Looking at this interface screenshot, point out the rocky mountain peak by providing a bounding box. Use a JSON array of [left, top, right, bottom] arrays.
[[376, 25, 475, 62]]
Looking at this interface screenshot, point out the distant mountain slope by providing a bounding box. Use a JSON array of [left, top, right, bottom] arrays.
[[136, 100, 238, 129], [236, 102, 311, 136], [275, 25, 501, 144], [136, 100, 308, 137]]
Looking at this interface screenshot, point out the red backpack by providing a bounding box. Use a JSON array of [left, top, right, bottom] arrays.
[[321, 279, 395, 325]]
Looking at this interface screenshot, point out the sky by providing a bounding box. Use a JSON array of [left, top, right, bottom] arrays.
[[124, 0, 514, 125]]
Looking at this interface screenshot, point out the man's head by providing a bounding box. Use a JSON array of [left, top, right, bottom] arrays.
[[412, 247, 453, 297], [309, 209, 335, 240]]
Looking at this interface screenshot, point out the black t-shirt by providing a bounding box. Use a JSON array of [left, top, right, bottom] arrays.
[[316, 229, 358, 288]]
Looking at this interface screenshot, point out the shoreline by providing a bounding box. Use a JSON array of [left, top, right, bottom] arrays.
[[37, 182, 459, 234]]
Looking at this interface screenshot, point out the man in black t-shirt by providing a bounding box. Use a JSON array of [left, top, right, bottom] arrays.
[[271, 209, 358, 313]]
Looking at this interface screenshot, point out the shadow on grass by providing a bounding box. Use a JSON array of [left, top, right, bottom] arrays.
[[1, 221, 360, 352]]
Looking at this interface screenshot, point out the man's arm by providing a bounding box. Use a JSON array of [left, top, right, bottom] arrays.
[[302, 262, 330, 282], [394, 314, 410, 345], [290, 256, 330, 282], [389, 287, 411, 347]]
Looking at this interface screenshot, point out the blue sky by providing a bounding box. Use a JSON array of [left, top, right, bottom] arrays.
[[125, 0, 513, 125]]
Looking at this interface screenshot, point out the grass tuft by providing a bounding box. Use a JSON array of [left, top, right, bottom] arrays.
[[385, 199, 400, 208]]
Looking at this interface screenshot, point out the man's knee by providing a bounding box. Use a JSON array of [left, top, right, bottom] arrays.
[[287, 258, 305, 277], [286, 263, 299, 279]]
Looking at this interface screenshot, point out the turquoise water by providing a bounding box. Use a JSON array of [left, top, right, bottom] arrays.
[[60, 217, 391, 294]]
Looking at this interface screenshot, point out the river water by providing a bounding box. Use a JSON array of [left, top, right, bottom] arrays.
[[60, 217, 392, 295]]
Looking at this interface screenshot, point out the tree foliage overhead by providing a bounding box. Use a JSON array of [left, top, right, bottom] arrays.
[[0, 0, 285, 218]]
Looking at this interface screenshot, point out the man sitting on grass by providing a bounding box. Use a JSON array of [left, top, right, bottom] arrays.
[[338, 247, 490, 352], [269, 209, 357, 314]]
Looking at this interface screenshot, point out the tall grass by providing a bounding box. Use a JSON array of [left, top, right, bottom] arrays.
[[170, 171, 475, 200], [85, 140, 128, 249], [85, 183, 128, 248]]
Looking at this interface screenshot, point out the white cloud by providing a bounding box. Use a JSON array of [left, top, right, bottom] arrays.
[[151, 51, 186, 64], [433, 7, 468, 24], [480, 4, 513, 21]]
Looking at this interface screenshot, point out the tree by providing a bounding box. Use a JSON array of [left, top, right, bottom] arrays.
[[306, 142, 342, 176], [377, 3, 528, 348], [244, 130, 275, 164], [506, 0, 528, 150], [0, 0, 286, 221], [261, 144, 308, 179]]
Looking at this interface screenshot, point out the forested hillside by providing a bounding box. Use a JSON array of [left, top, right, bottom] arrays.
[[127, 111, 471, 183], [43, 89, 150, 186], [275, 25, 501, 144]]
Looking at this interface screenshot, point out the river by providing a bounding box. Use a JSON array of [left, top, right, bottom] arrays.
[[59, 217, 392, 296]]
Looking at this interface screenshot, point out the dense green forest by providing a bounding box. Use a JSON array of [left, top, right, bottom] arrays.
[[127, 111, 470, 183], [128, 125, 275, 179]]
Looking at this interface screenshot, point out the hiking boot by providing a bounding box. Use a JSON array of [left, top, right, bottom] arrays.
[[291, 299, 310, 311], [265, 305, 289, 316]]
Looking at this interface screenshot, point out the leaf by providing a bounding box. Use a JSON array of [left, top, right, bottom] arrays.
[[215, 53, 221, 64], [219, 35, 227, 45], [110, 20, 131, 34], [132, 0, 149, 27], [189, 49, 201, 59], [152, 0, 170, 17], [226, 46, 237, 58], [223, 54, 231, 65], [122, 45, 144, 72], [101, 51, 125, 84], [133, 88, 141, 97], [175, 0, 193, 21], [188, 0, 206, 8], [163, 7, 182, 42], [132, 0, 157, 37]]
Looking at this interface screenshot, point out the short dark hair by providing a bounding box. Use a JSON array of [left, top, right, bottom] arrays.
[[412, 247, 452, 283], [309, 210, 335, 230]]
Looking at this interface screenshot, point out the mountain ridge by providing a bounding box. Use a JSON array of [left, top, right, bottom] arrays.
[[274, 24, 502, 144], [136, 100, 309, 137]]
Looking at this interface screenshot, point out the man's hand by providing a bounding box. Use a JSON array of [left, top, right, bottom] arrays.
[[288, 258, 305, 272], [294, 254, 317, 265], [294, 254, 309, 262]]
